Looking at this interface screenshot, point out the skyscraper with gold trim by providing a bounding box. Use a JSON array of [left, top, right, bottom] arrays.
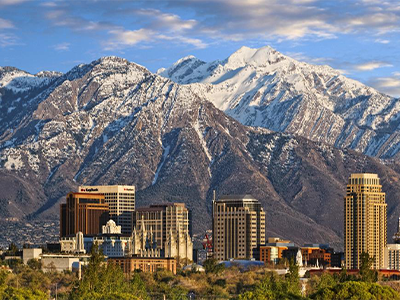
[[344, 173, 387, 269]]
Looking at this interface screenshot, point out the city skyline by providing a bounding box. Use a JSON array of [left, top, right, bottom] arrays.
[[0, 0, 400, 96]]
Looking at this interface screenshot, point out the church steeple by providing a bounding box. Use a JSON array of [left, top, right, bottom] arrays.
[[393, 216, 400, 244]]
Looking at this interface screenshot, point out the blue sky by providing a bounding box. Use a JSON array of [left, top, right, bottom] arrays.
[[1, 0, 400, 96]]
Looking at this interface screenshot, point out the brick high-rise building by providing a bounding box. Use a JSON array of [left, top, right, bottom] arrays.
[[60, 192, 109, 237], [79, 185, 135, 234], [344, 173, 387, 269], [213, 194, 266, 261]]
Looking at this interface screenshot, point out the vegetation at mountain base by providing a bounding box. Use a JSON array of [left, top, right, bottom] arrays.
[[69, 244, 148, 300], [1, 250, 400, 299]]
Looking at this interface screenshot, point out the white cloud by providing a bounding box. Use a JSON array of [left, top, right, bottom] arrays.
[[46, 10, 116, 32], [103, 28, 207, 50], [0, 17, 13, 29], [40, 2, 57, 7], [39, 0, 400, 51], [284, 51, 334, 65], [368, 76, 400, 97], [156, 34, 207, 49], [135, 9, 197, 32], [0, 0, 26, 5], [53, 42, 70, 51], [103, 28, 153, 50], [375, 38, 390, 44], [354, 61, 393, 71], [0, 33, 18, 47]]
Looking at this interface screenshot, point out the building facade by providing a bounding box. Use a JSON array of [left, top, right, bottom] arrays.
[[60, 220, 131, 257], [257, 238, 294, 264], [385, 216, 400, 270], [213, 194, 266, 261], [132, 203, 193, 261], [385, 244, 400, 270], [109, 257, 177, 277], [344, 173, 387, 269], [60, 193, 109, 237], [79, 185, 135, 234]]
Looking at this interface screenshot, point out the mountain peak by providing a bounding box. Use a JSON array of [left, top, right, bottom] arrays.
[[224, 45, 287, 69], [157, 54, 206, 82]]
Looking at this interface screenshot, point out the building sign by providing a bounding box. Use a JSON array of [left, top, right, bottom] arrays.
[[81, 188, 99, 192]]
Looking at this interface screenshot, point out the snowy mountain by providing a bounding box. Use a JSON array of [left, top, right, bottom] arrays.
[[3, 56, 400, 248], [159, 46, 400, 159]]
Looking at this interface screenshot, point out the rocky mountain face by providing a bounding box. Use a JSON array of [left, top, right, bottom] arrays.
[[159, 46, 400, 159], [2, 57, 400, 249]]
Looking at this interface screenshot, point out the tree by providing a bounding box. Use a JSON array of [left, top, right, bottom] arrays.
[[310, 281, 400, 300], [203, 258, 224, 274], [130, 273, 149, 300], [7, 243, 19, 256], [359, 252, 378, 283], [27, 258, 42, 271], [239, 272, 304, 300], [286, 258, 301, 296], [70, 244, 148, 299]]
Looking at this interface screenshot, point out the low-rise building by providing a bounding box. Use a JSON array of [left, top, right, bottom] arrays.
[[109, 256, 177, 277], [60, 220, 132, 257], [256, 238, 294, 264], [22, 248, 42, 265], [385, 244, 400, 270], [41, 254, 90, 273]]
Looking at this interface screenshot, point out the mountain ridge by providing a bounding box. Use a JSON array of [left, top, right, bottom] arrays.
[[2, 55, 400, 249], [159, 46, 400, 160]]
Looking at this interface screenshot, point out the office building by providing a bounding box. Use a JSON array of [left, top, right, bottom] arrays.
[[79, 185, 135, 234], [60, 192, 109, 237], [132, 203, 193, 261], [213, 194, 266, 261], [344, 173, 387, 269]]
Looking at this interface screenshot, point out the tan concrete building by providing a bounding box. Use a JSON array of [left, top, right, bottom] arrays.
[[132, 203, 193, 261], [41, 254, 90, 273], [385, 244, 400, 270], [79, 185, 135, 234], [22, 248, 42, 265], [109, 257, 177, 276], [385, 217, 400, 270], [344, 173, 387, 269], [213, 194, 266, 261]]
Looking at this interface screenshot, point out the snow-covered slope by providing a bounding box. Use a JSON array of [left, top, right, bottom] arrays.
[[159, 46, 400, 159], [0, 67, 61, 93], [4, 56, 400, 248]]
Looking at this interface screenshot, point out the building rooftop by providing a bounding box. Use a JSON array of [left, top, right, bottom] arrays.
[[136, 203, 186, 211], [68, 192, 105, 197], [350, 173, 379, 178], [217, 194, 257, 201]]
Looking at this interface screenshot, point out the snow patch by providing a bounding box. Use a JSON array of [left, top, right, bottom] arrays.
[[4, 155, 23, 170], [152, 144, 171, 185]]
